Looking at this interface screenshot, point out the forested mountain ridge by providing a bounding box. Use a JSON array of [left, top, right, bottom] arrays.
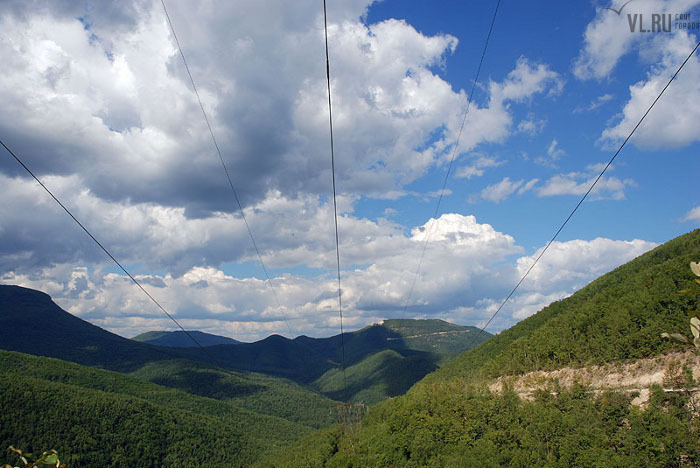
[[0, 350, 313, 467], [132, 329, 241, 347], [0, 286, 493, 465], [0, 284, 489, 405], [0, 285, 175, 372], [427, 227, 700, 384], [0, 285, 338, 428], [262, 229, 700, 466]]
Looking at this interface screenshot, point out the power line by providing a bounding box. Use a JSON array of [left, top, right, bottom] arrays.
[[400, 0, 502, 319], [0, 138, 231, 374], [322, 0, 347, 392], [160, 0, 293, 337], [465, 40, 700, 350]]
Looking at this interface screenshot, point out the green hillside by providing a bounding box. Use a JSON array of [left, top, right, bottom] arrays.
[[312, 349, 438, 404], [430, 228, 700, 383], [379, 318, 489, 364], [132, 330, 241, 347], [0, 350, 310, 467], [130, 359, 336, 428], [309, 320, 491, 404], [0, 285, 338, 428], [262, 229, 700, 466]]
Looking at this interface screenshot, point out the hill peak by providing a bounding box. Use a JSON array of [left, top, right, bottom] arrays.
[[132, 329, 241, 347]]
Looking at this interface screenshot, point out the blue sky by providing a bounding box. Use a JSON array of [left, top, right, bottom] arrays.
[[362, 0, 699, 249], [0, 0, 698, 341]]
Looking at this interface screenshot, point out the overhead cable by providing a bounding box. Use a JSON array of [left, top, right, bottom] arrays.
[[0, 138, 231, 373], [322, 0, 348, 392], [400, 0, 502, 319], [465, 41, 700, 349], [160, 0, 293, 337]]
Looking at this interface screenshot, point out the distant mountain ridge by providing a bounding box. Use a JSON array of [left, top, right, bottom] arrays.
[[0, 285, 173, 372], [0, 284, 490, 404], [132, 330, 241, 347]]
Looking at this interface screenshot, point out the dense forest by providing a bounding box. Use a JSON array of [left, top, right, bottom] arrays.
[[261, 382, 700, 467], [130, 359, 336, 428], [430, 228, 700, 382], [0, 351, 313, 467], [262, 230, 700, 466]]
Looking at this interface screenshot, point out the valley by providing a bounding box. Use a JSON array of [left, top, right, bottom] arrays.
[[0, 285, 489, 466]]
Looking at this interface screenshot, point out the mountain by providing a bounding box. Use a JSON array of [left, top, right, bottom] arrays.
[[0, 350, 311, 467], [0, 284, 493, 465], [308, 319, 490, 403], [374, 318, 487, 364], [0, 285, 174, 372], [132, 329, 241, 347], [262, 229, 700, 466], [0, 284, 337, 429], [145, 317, 491, 403], [0, 284, 490, 408]]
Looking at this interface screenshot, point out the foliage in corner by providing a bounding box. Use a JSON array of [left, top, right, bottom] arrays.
[[662, 261, 700, 348], [2, 446, 65, 468]]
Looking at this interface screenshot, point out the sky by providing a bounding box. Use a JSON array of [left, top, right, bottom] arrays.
[[0, 0, 698, 342]]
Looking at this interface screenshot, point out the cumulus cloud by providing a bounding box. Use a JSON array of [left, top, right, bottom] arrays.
[[682, 206, 700, 223], [481, 177, 524, 203], [599, 32, 700, 150], [0, 1, 661, 341], [537, 164, 636, 200], [514, 237, 658, 294], [0, 173, 412, 275], [573, 0, 700, 80], [2, 218, 658, 340], [573, 0, 700, 150], [455, 155, 504, 179], [0, 0, 456, 209], [0, 1, 564, 214]]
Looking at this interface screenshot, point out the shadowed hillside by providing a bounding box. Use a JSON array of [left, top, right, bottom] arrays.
[[132, 329, 241, 347]]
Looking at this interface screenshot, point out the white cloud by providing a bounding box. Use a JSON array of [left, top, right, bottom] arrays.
[[517, 178, 539, 195], [0, 1, 665, 342], [573, 93, 614, 113], [0, 2, 565, 214], [537, 164, 635, 200], [516, 114, 547, 136], [480, 176, 539, 202], [573, 0, 700, 80], [481, 177, 524, 203], [573, 1, 700, 150], [2, 211, 659, 339], [455, 155, 504, 179], [514, 237, 658, 294], [535, 139, 566, 167], [682, 206, 700, 223], [599, 32, 700, 150]]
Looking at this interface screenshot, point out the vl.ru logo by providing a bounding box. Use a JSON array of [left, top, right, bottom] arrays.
[[603, 1, 698, 32], [627, 13, 673, 32]]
